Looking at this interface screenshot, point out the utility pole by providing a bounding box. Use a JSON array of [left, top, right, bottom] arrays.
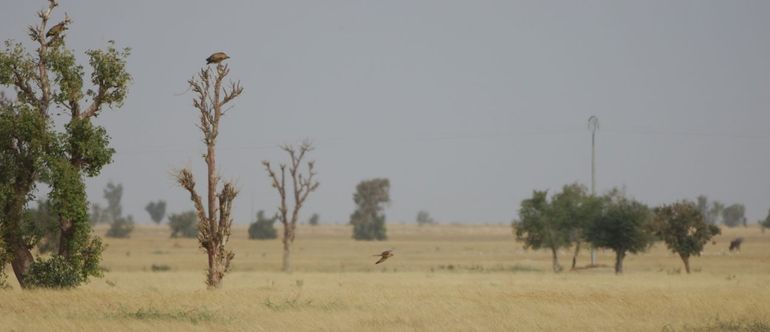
[[588, 115, 599, 266]]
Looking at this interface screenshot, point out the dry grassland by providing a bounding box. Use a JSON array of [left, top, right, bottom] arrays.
[[1, 224, 769, 331]]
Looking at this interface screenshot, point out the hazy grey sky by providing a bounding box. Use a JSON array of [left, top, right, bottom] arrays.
[[2, 1, 769, 224]]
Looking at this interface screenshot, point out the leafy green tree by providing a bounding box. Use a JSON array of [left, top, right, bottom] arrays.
[[585, 191, 655, 274], [350, 178, 390, 241], [168, 211, 197, 238], [514, 190, 571, 272], [416, 210, 435, 226], [548, 183, 604, 269], [308, 213, 320, 226], [653, 201, 721, 273], [248, 210, 278, 239], [722, 204, 746, 228], [0, 99, 51, 286], [0, 0, 129, 288], [145, 200, 166, 224]]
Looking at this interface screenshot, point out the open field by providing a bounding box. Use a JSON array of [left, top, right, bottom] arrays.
[[2, 224, 769, 331]]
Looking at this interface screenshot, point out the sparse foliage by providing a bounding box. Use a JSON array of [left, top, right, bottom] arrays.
[[722, 204, 746, 228], [176, 60, 242, 288], [145, 200, 166, 224], [248, 210, 278, 239], [585, 190, 655, 274], [168, 211, 197, 238], [262, 142, 319, 272], [350, 178, 390, 241], [653, 201, 721, 273], [416, 210, 435, 226], [1, 0, 128, 288]]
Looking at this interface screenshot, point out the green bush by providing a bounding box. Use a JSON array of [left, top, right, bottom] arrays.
[[248, 210, 278, 239], [168, 211, 197, 238], [25, 256, 82, 289]]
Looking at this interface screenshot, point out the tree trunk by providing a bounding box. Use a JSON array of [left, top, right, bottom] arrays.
[[58, 218, 73, 258], [680, 254, 691, 274], [282, 238, 292, 273], [11, 245, 34, 289], [205, 245, 224, 288], [614, 250, 625, 274], [550, 247, 562, 273], [571, 241, 581, 270]]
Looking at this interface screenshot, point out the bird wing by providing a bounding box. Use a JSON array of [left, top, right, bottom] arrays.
[[375, 256, 388, 264]]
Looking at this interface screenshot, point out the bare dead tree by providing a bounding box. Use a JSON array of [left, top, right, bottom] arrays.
[[176, 63, 242, 288], [262, 142, 319, 272]]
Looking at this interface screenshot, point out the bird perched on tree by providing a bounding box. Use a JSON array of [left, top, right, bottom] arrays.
[[206, 52, 230, 65], [373, 249, 394, 264], [46, 22, 67, 38]]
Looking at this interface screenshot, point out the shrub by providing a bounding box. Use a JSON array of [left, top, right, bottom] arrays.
[[25, 256, 82, 289], [106, 215, 135, 238], [150, 264, 171, 272], [248, 210, 278, 239], [168, 211, 197, 238]]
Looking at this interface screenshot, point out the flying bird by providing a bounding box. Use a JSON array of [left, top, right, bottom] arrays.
[[206, 52, 230, 64], [373, 249, 394, 264], [46, 22, 67, 38]]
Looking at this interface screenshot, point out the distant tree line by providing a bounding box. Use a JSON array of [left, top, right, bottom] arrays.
[[695, 195, 747, 228]]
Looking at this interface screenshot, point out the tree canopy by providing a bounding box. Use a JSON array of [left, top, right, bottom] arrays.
[[653, 201, 721, 273]]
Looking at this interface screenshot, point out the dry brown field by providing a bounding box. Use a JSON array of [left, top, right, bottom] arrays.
[[1, 224, 769, 331]]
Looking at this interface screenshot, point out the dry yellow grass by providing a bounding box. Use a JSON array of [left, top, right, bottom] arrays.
[[2, 224, 769, 331]]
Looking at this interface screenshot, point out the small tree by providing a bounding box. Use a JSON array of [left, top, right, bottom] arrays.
[[514, 190, 570, 273], [176, 60, 242, 288], [262, 142, 319, 272], [653, 201, 721, 273], [248, 210, 278, 239], [145, 200, 166, 224], [548, 183, 603, 269], [722, 204, 746, 228], [308, 213, 320, 226], [350, 178, 390, 241], [100, 182, 134, 238], [585, 191, 654, 274], [168, 211, 197, 238], [416, 210, 435, 226], [708, 201, 725, 225]]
